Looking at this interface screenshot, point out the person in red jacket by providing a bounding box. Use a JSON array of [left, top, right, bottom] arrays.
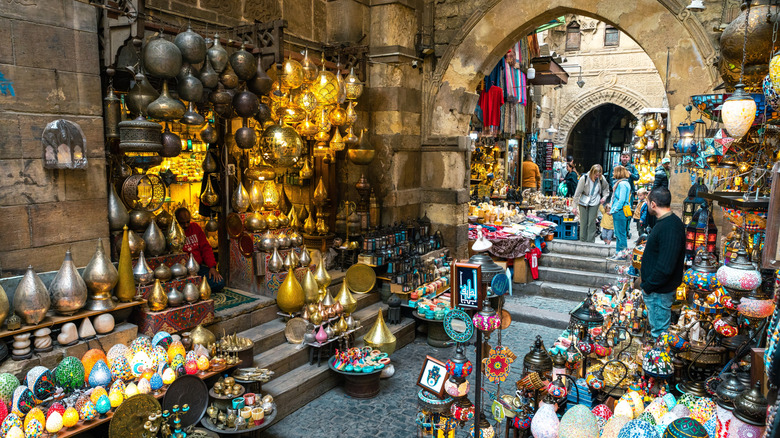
[[175, 207, 224, 292]]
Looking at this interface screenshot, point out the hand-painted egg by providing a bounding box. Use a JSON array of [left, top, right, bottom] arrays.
[[615, 391, 645, 419], [131, 351, 154, 377], [185, 350, 198, 363], [530, 402, 559, 438], [106, 344, 129, 366], [656, 412, 680, 436], [62, 407, 79, 428], [90, 386, 107, 404], [140, 368, 155, 382], [129, 336, 153, 357], [602, 415, 631, 438], [75, 393, 90, 412], [592, 404, 614, 432], [152, 331, 172, 349], [0, 403, 6, 425], [444, 378, 470, 397], [0, 413, 22, 436], [662, 394, 677, 410], [124, 382, 139, 398], [137, 378, 151, 394], [670, 404, 692, 418], [167, 341, 186, 364], [95, 394, 111, 415], [690, 397, 716, 424], [153, 347, 168, 371], [25, 366, 55, 401], [45, 411, 63, 434], [170, 354, 185, 376], [11, 386, 34, 416], [638, 412, 657, 425], [108, 389, 123, 408], [617, 419, 661, 438], [110, 355, 133, 381], [79, 400, 97, 421], [185, 361, 198, 375], [0, 373, 20, 406], [162, 367, 176, 385], [662, 417, 708, 438], [54, 357, 85, 393], [196, 356, 210, 372], [645, 399, 669, 424], [23, 407, 44, 431], [559, 404, 600, 438], [46, 402, 65, 420], [677, 394, 698, 410], [702, 416, 716, 438], [149, 373, 164, 391], [110, 379, 125, 395], [5, 426, 23, 438], [88, 359, 112, 388], [81, 349, 108, 377], [24, 418, 43, 438]]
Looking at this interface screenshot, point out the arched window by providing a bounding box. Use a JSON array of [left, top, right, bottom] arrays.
[[566, 21, 581, 51], [604, 25, 620, 47]]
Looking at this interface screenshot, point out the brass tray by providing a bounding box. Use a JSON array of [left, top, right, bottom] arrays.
[[109, 394, 161, 438], [162, 374, 209, 428], [284, 317, 308, 344], [238, 232, 254, 257], [227, 213, 243, 238], [345, 263, 376, 294]]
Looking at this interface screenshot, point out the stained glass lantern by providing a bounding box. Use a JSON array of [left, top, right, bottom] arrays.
[[569, 292, 604, 339], [445, 345, 473, 378], [721, 84, 756, 139], [685, 207, 718, 259], [523, 335, 552, 378], [683, 249, 720, 300], [473, 299, 501, 332], [716, 248, 761, 307]]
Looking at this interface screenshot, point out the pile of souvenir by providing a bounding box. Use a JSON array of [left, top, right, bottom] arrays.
[[411, 295, 452, 320], [330, 347, 391, 373], [204, 377, 275, 431]]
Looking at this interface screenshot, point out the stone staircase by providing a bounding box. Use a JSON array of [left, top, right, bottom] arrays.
[[206, 275, 415, 426], [506, 240, 621, 330]]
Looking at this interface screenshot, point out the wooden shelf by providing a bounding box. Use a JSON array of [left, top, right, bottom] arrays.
[[0, 300, 145, 339], [57, 365, 236, 438]]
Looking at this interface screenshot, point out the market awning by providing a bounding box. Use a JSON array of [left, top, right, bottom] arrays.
[[535, 17, 566, 33], [528, 56, 569, 86]]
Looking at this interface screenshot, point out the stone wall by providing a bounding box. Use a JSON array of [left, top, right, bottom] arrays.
[[0, 0, 108, 276]]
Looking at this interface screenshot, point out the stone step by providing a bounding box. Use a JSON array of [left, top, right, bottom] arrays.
[[504, 294, 578, 330], [252, 301, 394, 379], [538, 252, 623, 274], [537, 266, 617, 289], [547, 240, 616, 258], [262, 316, 416, 425], [513, 281, 591, 302]]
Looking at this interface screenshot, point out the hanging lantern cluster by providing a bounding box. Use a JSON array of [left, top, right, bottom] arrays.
[[630, 113, 665, 153]]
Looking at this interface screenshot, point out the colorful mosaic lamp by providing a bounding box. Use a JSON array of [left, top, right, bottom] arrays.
[[683, 249, 720, 301], [721, 84, 756, 139], [716, 248, 762, 307], [685, 207, 718, 260]]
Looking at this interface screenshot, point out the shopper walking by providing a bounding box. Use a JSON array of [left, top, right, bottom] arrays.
[[563, 161, 579, 198], [609, 165, 632, 255], [521, 156, 541, 190], [640, 187, 685, 338], [612, 153, 639, 238], [572, 164, 610, 243]]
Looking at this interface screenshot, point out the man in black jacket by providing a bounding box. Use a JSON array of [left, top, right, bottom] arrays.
[[640, 187, 685, 338]]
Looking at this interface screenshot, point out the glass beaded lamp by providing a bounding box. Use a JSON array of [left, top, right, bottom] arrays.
[[472, 298, 501, 332], [721, 83, 756, 139], [345, 67, 363, 100]]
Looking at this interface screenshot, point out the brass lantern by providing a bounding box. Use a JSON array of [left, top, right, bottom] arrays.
[[522, 335, 552, 379]]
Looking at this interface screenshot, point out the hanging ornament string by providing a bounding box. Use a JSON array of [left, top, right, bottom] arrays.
[[740, 1, 752, 86]]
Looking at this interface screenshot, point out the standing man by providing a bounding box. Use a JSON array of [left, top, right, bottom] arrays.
[[640, 187, 685, 338], [176, 207, 225, 293], [652, 157, 671, 190], [521, 155, 541, 191], [612, 152, 639, 238]]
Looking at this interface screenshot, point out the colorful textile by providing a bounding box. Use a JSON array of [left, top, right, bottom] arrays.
[[478, 86, 505, 128]]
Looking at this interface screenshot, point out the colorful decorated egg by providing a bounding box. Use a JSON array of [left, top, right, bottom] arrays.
[[185, 361, 198, 375], [530, 402, 559, 438], [152, 331, 173, 349], [645, 399, 670, 424], [81, 349, 108, 378], [137, 378, 151, 394], [678, 394, 698, 410], [444, 378, 469, 398], [0, 413, 22, 436], [185, 351, 197, 363], [74, 393, 90, 412], [124, 382, 139, 398], [88, 359, 112, 388], [171, 354, 185, 375], [23, 418, 42, 438], [153, 347, 168, 371], [95, 394, 111, 415], [662, 393, 677, 410], [615, 391, 645, 419], [703, 416, 716, 438], [23, 407, 44, 431], [662, 417, 708, 438], [108, 388, 123, 408], [196, 356, 210, 372], [167, 341, 186, 364], [5, 426, 23, 438], [131, 351, 154, 377], [129, 336, 153, 357], [690, 398, 716, 424], [149, 373, 163, 391], [46, 402, 65, 420], [45, 411, 63, 434], [106, 344, 129, 366], [110, 379, 125, 394], [25, 366, 55, 401], [603, 416, 632, 438], [657, 412, 681, 436], [592, 404, 613, 432], [54, 357, 85, 393], [90, 387, 107, 404], [0, 373, 19, 406], [62, 407, 79, 428], [162, 367, 176, 385], [110, 355, 133, 381], [11, 386, 34, 415], [638, 412, 657, 425], [79, 400, 97, 421], [559, 404, 600, 438], [671, 404, 692, 418], [0, 402, 6, 425], [617, 419, 661, 438]]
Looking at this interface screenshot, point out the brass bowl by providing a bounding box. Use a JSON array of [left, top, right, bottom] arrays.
[[347, 149, 376, 165]]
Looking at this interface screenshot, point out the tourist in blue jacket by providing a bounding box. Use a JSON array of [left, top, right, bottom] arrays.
[[609, 165, 632, 256]]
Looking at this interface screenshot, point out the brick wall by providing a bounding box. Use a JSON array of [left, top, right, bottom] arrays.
[[0, 0, 108, 276]]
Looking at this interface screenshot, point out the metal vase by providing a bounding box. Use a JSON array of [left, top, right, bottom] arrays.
[[186, 253, 200, 277], [199, 276, 212, 301], [276, 268, 304, 314], [167, 220, 186, 253], [147, 81, 186, 121], [167, 286, 184, 307], [232, 180, 250, 213], [154, 263, 172, 281], [148, 279, 167, 311], [268, 247, 283, 273], [183, 282, 199, 303], [170, 263, 187, 278], [299, 245, 311, 267], [127, 229, 145, 258], [207, 34, 228, 73], [302, 269, 319, 304], [133, 251, 154, 285], [115, 225, 137, 303], [108, 184, 129, 232], [49, 249, 87, 315], [14, 266, 50, 325], [143, 220, 166, 257], [82, 238, 118, 311]]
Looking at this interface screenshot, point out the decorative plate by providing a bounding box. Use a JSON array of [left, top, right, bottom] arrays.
[[284, 318, 308, 344], [162, 375, 208, 428], [345, 263, 376, 294], [444, 308, 474, 343], [483, 346, 515, 383]]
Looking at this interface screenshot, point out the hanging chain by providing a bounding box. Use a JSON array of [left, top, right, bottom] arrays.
[[740, 1, 752, 84]]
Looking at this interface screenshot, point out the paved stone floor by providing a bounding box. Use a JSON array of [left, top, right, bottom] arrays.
[[264, 320, 563, 438]]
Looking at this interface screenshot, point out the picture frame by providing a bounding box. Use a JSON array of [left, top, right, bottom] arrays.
[[451, 262, 483, 309], [417, 355, 450, 398]]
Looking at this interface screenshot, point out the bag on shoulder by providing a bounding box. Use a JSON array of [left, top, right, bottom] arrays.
[[557, 181, 568, 197], [623, 205, 632, 217]]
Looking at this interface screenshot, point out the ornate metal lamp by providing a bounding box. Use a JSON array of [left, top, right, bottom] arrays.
[[569, 291, 604, 340]]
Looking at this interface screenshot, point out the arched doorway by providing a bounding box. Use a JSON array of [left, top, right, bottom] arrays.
[[567, 104, 637, 176]]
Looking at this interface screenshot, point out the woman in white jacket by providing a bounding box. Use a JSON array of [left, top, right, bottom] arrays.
[[572, 164, 611, 243]]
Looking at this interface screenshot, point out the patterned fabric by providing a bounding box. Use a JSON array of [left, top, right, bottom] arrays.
[[131, 299, 214, 336]]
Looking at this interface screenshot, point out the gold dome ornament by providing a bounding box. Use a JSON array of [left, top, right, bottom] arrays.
[[301, 49, 318, 83], [115, 226, 137, 303], [344, 125, 359, 146], [644, 118, 658, 131], [345, 101, 358, 125], [314, 255, 332, 290], [298, 115, 318, 138], [633, 124, 646, 137], [249, 180, 263, 212], [302, 269, 320, 304], [199, 276, 211, 301], [296, 88, 319, 113], [167, 219, 186, 253], [347, 129, 376, 165], [148, 279, 168, 311], [260, 123, 305, 167], [345, 67, 363, 100], [328, 105, 347, 126], [299, 159, 314, 180], [335, 281, 357, 314], [200, 176, 219, 207], [329, 127, 346, 152], [277, 268, 305, 314], [262, 181, 280, 210], [316, 107, 332, 132], [364, 309, 396, 354], [282, 94, 305, 125], [303, 207, 317, 234], [311, 55, 339, 106], [335, 64, 347, 104], [191, 323, 216, 347], [280, 56, 304, 90]]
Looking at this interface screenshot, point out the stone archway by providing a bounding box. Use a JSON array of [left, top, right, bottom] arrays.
[[554, 88, 650, 146]]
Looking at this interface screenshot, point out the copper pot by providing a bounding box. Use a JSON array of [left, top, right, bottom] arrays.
[[143, 35, 182, 79], [147, 81, 186, 121], [230, 45, 257, 81], [160, 124, 182, 158], [173, 25, 206, 65]]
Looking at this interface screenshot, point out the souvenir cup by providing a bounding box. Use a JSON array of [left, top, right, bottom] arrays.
[[243, 393, 256, 406]]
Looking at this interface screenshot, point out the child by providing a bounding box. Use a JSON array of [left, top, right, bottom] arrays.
[[633, 188, 649, 233], [599, 203, 614, 245]]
